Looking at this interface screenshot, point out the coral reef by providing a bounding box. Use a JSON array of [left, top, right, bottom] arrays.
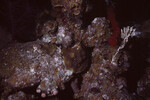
[[0, 10, 136, 100], [0, 0, 143, 100]]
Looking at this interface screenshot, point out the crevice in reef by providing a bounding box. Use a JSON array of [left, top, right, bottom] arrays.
[[58, 45, 93, 100], [57, 80, 75, 100]]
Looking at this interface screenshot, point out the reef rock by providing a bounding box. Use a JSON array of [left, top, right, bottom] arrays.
[[0, 39, 87, 99]]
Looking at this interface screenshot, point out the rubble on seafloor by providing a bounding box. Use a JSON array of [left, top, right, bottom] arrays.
[[0, 0, 142, 100]]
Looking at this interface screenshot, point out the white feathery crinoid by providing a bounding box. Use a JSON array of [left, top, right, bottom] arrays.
[[111, 26, 136, 65], [121, 26, 136, 40]]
